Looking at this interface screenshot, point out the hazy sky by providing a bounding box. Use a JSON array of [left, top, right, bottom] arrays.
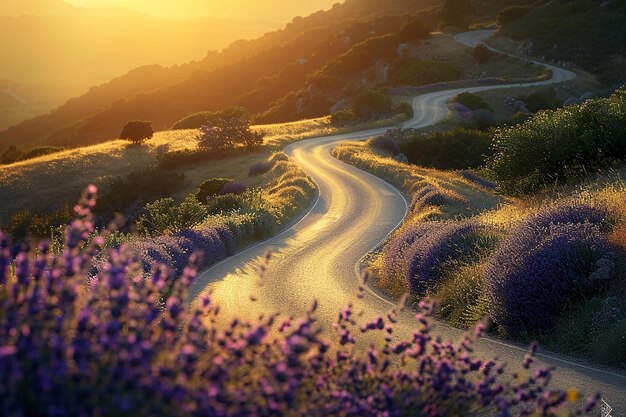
[[66, 0, 340, 22]]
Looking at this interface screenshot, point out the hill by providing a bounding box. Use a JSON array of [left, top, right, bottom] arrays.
[[0, 0, 443, 150], [497, 0, 626, 85]]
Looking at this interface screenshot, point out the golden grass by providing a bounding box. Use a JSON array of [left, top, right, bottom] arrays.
[[254, 117, 336, 147], [0, 118, 332, 223], [332, 142, 502, 219]]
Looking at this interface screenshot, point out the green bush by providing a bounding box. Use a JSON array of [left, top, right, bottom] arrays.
[[7, 205, 73, 241], [96, 165, 186, 217], [0, 145, 22, 164], [136, 196, 208, 237], [487, 88, 626, 194], [454, 92, 491, 111], [398, 127, 494, 169], [120, 121, 153, 144], [471, 45, 497, 64], [519, 88, 562, 113], [331, 109, 360, 127], [206, 194, 243, 215], [392, 102, 414, 118], [352, 89, 393, 121], [195, 178, 234, 204]]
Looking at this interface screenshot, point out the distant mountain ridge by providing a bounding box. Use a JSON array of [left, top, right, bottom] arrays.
[[0, 0, 442, 149], [1, 0, 142, 17]]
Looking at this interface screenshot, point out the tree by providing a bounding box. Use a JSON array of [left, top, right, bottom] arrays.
[[120, 121, 154, 144], [197, 117, 264, 151], [439, 0, 474, 29]]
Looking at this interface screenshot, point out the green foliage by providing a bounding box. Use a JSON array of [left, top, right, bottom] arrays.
[[499, 0, 626, 84], [439, 0, 474, 28], [518, 88, 562, 113], [195, 178, 234, 204], [471, 44, 497, 64], [96, 165, 186, 217], [496, 5, 532, 25], [330, 109, 360, 127], [197, 114, 264, 151], [352, 89, 393, 121], [6, 205, 73, 241], [395, 60, 461, 86], [137, 196, 207, 237], [206, 194, 243, 215], [454, 92, 491, 111], [391, 102, 414, 118], [398, 127, 494, 170], [120, 120, 153, 144], [171, 106, 249, 130], [487, 89, 626, 194]]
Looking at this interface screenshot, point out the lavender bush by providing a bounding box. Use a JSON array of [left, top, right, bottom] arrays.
[[0, 193, 599, 416], [459, 170, 497, 189], [383, 220, 479, 295], [248, 161, 274, 177], [485, 221, 611, 336], [219, 181, 247, 195]]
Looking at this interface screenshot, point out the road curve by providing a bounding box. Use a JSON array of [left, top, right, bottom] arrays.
[[189, 31, 626, 411]]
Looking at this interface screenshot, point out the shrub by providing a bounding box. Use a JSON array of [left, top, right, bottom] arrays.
[[219, 182, 247, 195], [268, 151, 289, 164], [7, 205, 73, 241], [468, 109, 497, 128], [519, 88, 562, 113], [471, 44, 497, 64], [120, 120, 154, 143], [487, 89, 626, 194], [485, 221, 611, 336], [330, 109, 359, 127], [157, 147, 240, 170], [459, 170, 497, 189], [497, 5, 532, 25], [196, 111, 264, 151], [454, 92, 491, 111], [392, 102, 414, 118], [206, 194, 243, 215], [16, 146, 64, 162], [96, 165, 185, 219], [351, 89, 393, 121], [383, 220, 479, 296], [366, 135, 401, 156], [0, 188, 599, 416], [248, 161, 274, 177], [195, 178, 234, 204], [136, 196, 208, 237], [399, 127, 494, 169]]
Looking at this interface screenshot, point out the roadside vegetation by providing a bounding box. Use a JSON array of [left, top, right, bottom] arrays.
[[333, 89, 626, 367], [0, 197, 597, 415]]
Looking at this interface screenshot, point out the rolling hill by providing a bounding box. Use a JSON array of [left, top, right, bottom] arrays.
[[0, 0, 442, 150]]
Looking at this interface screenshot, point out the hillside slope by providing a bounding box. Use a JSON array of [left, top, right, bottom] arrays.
[[0, 0, 441, 149]]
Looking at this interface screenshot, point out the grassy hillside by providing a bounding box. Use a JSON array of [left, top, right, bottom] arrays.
[[0, 0, 443, 150], [498, 0, 626, 85], [0, 117, 334, 224]]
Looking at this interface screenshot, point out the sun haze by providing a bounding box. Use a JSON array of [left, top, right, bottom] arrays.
[[65, 0, 340, 21]]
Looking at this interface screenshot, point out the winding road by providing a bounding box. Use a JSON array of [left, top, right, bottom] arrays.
[[189, 30, 626, 412]]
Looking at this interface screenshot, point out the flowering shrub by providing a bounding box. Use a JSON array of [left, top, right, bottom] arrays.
[[459, 170, 497, 189], [248, 161, 274, 177], [485, 222, 611, 336], [383, 220, 479, 295], [367, 135, 401, 156], [526, 200, 612, 232], [0, 189, 597, 416], [218, 181, 247, 195]]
